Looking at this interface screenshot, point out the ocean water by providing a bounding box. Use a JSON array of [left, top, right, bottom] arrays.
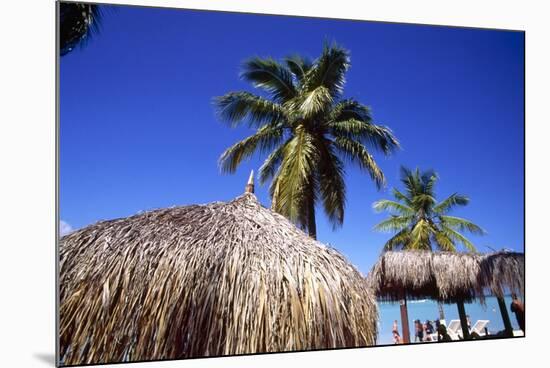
[[377, 295, 521, 345]]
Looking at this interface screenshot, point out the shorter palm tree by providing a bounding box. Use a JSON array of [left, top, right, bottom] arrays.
[[373, 167, 484, 252]]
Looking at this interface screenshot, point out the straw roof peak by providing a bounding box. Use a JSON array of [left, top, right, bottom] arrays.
[[245, 170, 255, 193]]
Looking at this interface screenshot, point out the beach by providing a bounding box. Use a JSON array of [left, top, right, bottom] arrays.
[[377, 295, 521, 344]]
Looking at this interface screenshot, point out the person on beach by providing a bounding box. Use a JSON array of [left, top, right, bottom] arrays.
[[434, 319, 441, 341], [510, 293, 525, 332], [466, 315, 472, 331], [437, 324, 452, 342], [392, 320, 399, 334], [414, 320, 424, 342], [393, 330, 403, 344], [424, 320, 434, 341]]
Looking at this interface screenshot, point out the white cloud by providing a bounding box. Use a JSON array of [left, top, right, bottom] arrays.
[[59, 220, 74, 236]]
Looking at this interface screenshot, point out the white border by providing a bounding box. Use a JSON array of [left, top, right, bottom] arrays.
[[1, 0, 547, 367]]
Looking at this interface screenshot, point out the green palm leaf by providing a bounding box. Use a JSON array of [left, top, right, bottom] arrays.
[[219, 125, 284, 173], [392, 188, 414, 207], [329, 99, 372, 122], [241, 57, 297, 102], [408, 219, 434, 250], [258, 141, 288, 184], [328, 119, 400, 155], [372, 199, 414, 215], [298, 86, 333, 119], [272, 127, 318, 223], [333, 137, 385, 189], [317, 142, 346, 228], [303, 43, 350, 97], [433, 230, 457, 252], [374, 215, 413, 233], [285, 55, 313, 85], [383, 229, 411, 251], [60, 3, 102, 56], [441, 225, 478, 252], [434, 193, 470, 214], [439, 215, 485, 235], [214, 92, 286, 127]]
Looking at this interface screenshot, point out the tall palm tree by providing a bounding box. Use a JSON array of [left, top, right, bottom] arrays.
[[373, 167, 485, 251], [59, 2, 102, 56], [215, 43, 399, 239]]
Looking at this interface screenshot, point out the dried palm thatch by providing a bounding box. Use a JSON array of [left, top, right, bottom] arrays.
[[59, 192, 377, 365], [479, 251, 524, 299], [369, 250, 524, 304]]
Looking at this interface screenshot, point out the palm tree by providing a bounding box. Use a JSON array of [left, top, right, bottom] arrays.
[[215, 43, 400, 239], [373, 167, 485, 251], [59, 2, 102, 56], [374, 166, 485, 323]]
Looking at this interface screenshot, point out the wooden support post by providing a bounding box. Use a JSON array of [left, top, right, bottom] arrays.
[[497, 296, 514, 337], [437, 302, 446, 321], [399, 289, 410, 344], [457, 300, 470, 340]]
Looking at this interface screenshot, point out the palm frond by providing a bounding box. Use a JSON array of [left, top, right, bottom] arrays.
[[399, 167, 437, 206], [440, 215, 485, 235], [298, 86, 333, 119], [259, 140, 290, 184], [272, 127, 318, 224], [433, 193, 470, 214], [411, 193, 436, 210], [285, 55, 313, 85], [60, 3, 102, 56], [219, 125, 284, 173], [408, 220, 434, 250], [328, 119, 399, 155], [372, 199, 414, 215], [329, 99, 372, 123], [383, 229, 411, 251], [303, 43, 350, 98], [317, 142, 346, 228], [400, 166, 419, 198], [214, 92, 286, 127], [421, 170, 438, 195], [333, 137, 385, 189], [391, 188, 413, 207], [441, 225, 478, 252], [433, 230, 457, 252], [298, 174, 319, 235], [241, 57, 297, 102], [374, 215, 413, 233]]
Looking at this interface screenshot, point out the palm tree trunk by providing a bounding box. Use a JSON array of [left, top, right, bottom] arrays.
[[307, 196, 317, 240], [438, 302, 445, 321], [399, 289, 411, 343], [497, 296, 514, 337], [457, 300, 470, 339]]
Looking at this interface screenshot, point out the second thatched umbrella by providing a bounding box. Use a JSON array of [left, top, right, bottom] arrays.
[[59, 177, 378, 365], [369, 250, 524, 341]]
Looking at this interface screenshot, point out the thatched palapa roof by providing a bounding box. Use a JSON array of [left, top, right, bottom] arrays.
[[59, 190, 377, 365], [369, 250, 524, 304], [479, 251, 524, 299]]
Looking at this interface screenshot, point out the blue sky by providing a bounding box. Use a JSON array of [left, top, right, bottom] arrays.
[[60, 5, 524, 274]]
